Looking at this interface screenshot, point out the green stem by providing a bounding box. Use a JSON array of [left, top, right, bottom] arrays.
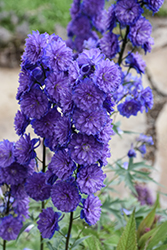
[[65, 212, 73, 250], [40, 140, 46, 250], [118, 26, 129, 66], [3, 240, 6, 250]]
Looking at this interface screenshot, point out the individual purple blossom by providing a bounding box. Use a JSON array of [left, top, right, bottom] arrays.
[[80, 195, 102, 225], [0, 215, 23, 240], [115, 0, 143, 26], [45, 170, 58, 186], [25, 172, 51, 201], [14, 110, 30, 135], [97, 117, 114, 143], [136, 134, 154, 145], [128, 144, 136, 158], [103, 94, 115, 114], [125, 52, 146, 74], [37, 207, 61, 239], [77, 48, 105, 67], [81, 0, 105, 17], [117, 97, 141, 118], [93, 9, 108, 33], [31, 65, 45, 84], [48, 149, 75, 180], [83, 37, 98, 50], [142, 37, 154, 54], [14, 134, 39, 165], [144, 0, 164, 13], [70, 0, 81, 18], [68, 133, 103, 165], [138, 86, 154, 112], [73, 108, 107, 136], [128, 17, 152, 47], [77, 164, 106, 194], [13, 197, 29, 221], [0, 140, 15, 168], [135, 184, 153, 205], [73, 78, 106, 111], [11, 183, 28, 199], [138, 144, 147, 156], [22, 30, 48, 64], [20, 85, 49, 119], [99, 32, 119, 59], [106, 5, 116, 31], [94, 59, 121, 94], [53, 116, 71, 147], [51, 180, 81, 212], [0, 162, 28, 185], [43, 38, 73, 72], [45, 71, 69, 104], [31, 108, 61, 138]]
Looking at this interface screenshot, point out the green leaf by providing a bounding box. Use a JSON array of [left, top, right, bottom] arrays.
[[46, 242, 56, 250], [71, 236, 91, 249], [153, 245, 167, 250], [137, 195, 159, 239], [138, 227, 158, 249], [16, 222, 34, 241], [124, 172, 137, 195], [146, 221, 167, 249], [116, 209, 137, 250]]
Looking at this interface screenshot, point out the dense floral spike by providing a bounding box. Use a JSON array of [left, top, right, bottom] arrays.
[[77, 164, 106, 194], [125, 52, 146, 74], [51, 180, 81, 212], [22, 30, 48, 64], [128, 16, 152, 48], [144, 0, 164, 13], [37, 207, 61, 239], [48, 149, 75, 180], [14, 133, 38, 165], [100, 32, 119, 59], [94, 59, 121, 94], [80, 195, 102, 225], [68, 133, 103, 165], [73, 108, 107, 136], [20, 85, 49, 119], [115, 0, 143, 26], [25, 172, 51, 201], [0, 140, 15, 168], [0, 215, 23, 240]]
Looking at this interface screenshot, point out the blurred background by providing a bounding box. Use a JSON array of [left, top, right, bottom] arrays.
[[0, 0, 167, 206]]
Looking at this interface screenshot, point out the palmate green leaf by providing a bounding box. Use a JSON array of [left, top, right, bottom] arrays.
[[124, 172, 138, 195], [146, 221, 167, 250], [130, 161, 154, 171], [116, 209, 137, 250]]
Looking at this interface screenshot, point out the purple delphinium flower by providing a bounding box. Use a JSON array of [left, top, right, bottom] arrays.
[[135, 184, 153, 205], [0, 162, 28, 185], [14, 110, 30, 136], [25, 172, 51, 201], [48, 149, 75, 180], [117, 97, 141, 118], [77, 164, 106, 194], [37, 207, 61, 239], [128, 17, 152, 47], [138, 144, 147, 156], [14, 134, 39, 165], [94, 59, 121, 94], [68, 15, 92, 37], [0, 140, 14, 168], [80, 195, 102, 225], [81, 0, 105, 17], [51, 180, 81, 212], [43, 38, 73, 72], [100, 32, 119, 59], [22, 30, 48, 64], [128, 144, 136, 158], [106, 5, 116, 31], [68, 133, 103, 165], [138, 86, 154, 112], [77, 48, 105, 68], [73, 108, 107, 136], [70, 0, 81, 18], [13, 196, 29, 221], [136, 134, 154, 145], [0, 215, 23, 240], [31, 108, 61, 138], [20, 85, 49, 119], [11, 183, 28, 199], [144, 0, 164, 13], [97, 117, 114, 143], [142, 37, 154, 54], [73, 78, 106, 111], [103, 94, 115, 114], [115, 0, 143, 26], [45, 71, 69, 104], [125, 52, 146, 74]]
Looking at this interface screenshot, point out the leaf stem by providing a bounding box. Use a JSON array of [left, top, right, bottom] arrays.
[[65, 212, 73, 250], [3, 240, 6, 250], [118, 26, 129, 66]]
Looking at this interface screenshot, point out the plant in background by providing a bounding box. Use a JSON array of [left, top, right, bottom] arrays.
[[0, 0, 166, 250]]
